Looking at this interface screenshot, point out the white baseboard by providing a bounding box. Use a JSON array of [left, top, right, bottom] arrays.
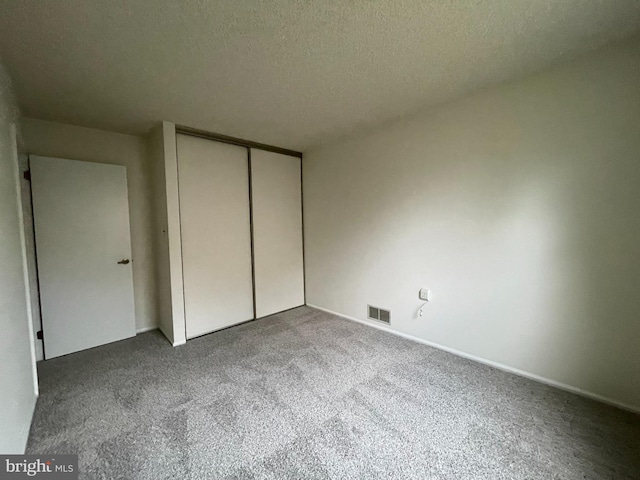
[[136, 326, 157, 334], [307, 304, 640, 414], [156, 325, 184, 346]]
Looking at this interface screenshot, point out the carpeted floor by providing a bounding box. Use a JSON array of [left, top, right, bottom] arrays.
[[27, 306, 640, 479]]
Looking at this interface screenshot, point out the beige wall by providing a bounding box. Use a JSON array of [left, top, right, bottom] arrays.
[[19, 118, 157, 331], [0, 62, 37, 453], [303, 36, 640, 411]]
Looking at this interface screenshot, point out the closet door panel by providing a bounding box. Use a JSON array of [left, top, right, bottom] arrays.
[[177, 134, 253, 338], [251, 149, 305, 318]]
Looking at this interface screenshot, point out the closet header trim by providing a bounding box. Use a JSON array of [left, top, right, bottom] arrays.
[[175, 125, 302, 159]]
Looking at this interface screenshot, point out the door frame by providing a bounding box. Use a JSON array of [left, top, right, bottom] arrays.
[[29, 155, 137, 359]]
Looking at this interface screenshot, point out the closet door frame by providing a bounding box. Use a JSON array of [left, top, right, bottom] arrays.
[[176, 134, 255, 339], [162, 123, 305, 344], [250, 148, 305, 318]]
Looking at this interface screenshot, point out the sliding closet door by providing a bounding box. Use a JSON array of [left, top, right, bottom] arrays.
[[177, 135, 253, 338], [250, 149, 305, 318]]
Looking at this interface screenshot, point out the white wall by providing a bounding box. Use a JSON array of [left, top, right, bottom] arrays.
[[0, 61, 38, 453], [19, 118, 157, 332], [304, 36, 640, 411]]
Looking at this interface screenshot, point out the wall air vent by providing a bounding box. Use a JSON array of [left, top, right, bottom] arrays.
[[367, 305, 391, 324]]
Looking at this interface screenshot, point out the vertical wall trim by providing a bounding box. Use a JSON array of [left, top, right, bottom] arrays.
[[174, 133, 188, 342], [247, 148, 258, 320], [300, 154, 306, 304], [12, 127, 39, 396], [26, 155, 46, 361], [162, 122, 187, 345]]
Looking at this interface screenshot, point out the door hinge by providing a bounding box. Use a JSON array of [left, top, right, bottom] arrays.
[[23, 170, 31, 181], [36, 330, 43, 340]]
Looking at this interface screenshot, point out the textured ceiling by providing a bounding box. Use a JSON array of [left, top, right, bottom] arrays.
[[0, 1, 639, 150]]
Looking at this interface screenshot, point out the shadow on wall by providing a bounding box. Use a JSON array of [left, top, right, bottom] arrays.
[[303, 37, 640, 414], [305, 40, 640, 474], [511, 80, 640, 411], [0, 57, 38, 453]]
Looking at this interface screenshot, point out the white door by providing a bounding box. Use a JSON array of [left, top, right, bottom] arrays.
[[250, 149, 305, 318], [177, 135, 254, 338], [30, 156, 136, 359]]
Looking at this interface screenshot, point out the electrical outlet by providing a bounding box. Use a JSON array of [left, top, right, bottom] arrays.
[[419, 288, 430, 301]]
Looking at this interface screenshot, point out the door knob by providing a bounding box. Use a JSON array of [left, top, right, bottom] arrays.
[[117, 259, 130, 265]]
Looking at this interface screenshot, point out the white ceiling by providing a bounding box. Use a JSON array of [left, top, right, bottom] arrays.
[[1, 1, 639, 151]]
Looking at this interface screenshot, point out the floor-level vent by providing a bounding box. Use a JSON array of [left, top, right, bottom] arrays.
[[367, 305, 391, 324]]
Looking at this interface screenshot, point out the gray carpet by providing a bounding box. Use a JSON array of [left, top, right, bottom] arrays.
[[27, 306, 640, 479]]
